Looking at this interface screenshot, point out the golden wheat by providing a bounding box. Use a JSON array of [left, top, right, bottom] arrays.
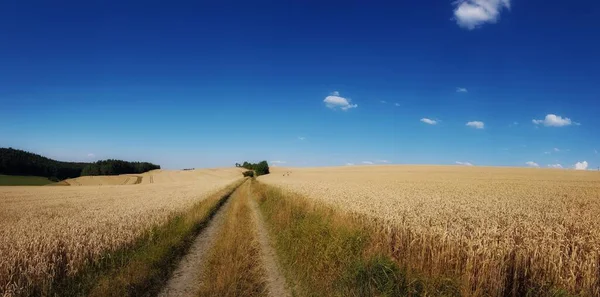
[[0, 168, 243, 297], [260, 165, 600, 296]]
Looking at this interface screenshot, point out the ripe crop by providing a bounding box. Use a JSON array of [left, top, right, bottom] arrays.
[[260, 165, 600, 296], [0, 169, 242, 297]]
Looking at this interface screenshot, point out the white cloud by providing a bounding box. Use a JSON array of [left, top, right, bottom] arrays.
[[548, 164, 563, 169], [394, 103, 400, 107], [420, 118, 438, 125], [297, 136, 306, 141], [575, 161, 588, 170], [453, 0, 511, 30], [553, 148, 560, 152], [270, 160, 286, 164], [466, 121, 485, 129], [324, 91, 357, 111], [380, 100, 387, 104], [532, 114, 575, 127], [525, 161, 539, 168], [362, 161, 374, 165], [87, 153, 95, 158], [376, 160, 389, 163], [455, 161, 474, 166], [456, 87, 468, 93], [345, 163, 355, 166], [543, 151, 551, 155]]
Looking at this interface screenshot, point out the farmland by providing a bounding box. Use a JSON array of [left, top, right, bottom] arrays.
[[0, 175, 55, 186], [2, 164, 599, 297], [259, 165, 600, 296], [0, 168, 243, 296]]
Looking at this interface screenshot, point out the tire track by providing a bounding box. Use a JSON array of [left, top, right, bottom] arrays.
[[248, 184, 292, 297], [157, 182, 238, 297]]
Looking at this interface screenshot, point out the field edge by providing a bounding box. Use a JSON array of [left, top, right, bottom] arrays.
[[50, 178, 246, 297]]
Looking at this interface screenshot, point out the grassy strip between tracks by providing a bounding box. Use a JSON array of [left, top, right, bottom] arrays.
[[51, 178, 246, 297], [197, 180, 267, 296]]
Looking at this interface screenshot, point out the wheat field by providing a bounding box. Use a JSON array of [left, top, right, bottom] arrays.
[[0, 168, 243, 297], [260, 165, 600, 296]]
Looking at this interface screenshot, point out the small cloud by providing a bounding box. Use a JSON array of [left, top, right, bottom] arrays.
[[543, 151, 551, 155], [594, 149, 598, 155], [345, 163, 355, 166], [456, 87, 468, 93], [553, 148, 560, 152], [324, 91, 357, 111], [420, 118, 438, 125], [525, 161, 539, 168], [532, 114, 575, 127], [548, 164, 563, 169], [455, 161, 473, 166], [297, 136, 306, 141], [575, 161, 588, 170], [362, 161, 374, 165], [466, 121, 485, 129], [376, 160, 389, 163], [380, 100, 387, 104], [453, 0, 511, 30], [87, 153, 95, 158], [394, 103, 400, 107], [270, 160, 286, 164]]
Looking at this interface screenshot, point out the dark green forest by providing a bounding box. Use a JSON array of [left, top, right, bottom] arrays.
[[81, 160, 160, 176], [235, 161, 270, 176], [0, 148, 160, 181]]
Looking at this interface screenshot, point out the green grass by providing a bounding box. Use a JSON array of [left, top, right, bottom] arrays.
[[253, 180, 462, 297], [0, 174, 55, 186]]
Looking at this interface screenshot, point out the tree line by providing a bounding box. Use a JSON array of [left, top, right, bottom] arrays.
[[0, 147, 160, 181], [235, 161, 270, 176], [80, 160, 160, 176]]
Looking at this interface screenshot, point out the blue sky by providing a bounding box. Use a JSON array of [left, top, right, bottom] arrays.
[[1, 0, 599, 170]]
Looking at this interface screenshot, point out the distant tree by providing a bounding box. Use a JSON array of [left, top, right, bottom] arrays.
[[237, 160, 270, 176]]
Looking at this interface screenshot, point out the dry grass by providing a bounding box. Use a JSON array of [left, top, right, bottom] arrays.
[[260, 165, 600, 296], [198, 180, 267, 297], [254, 181, 457, 296], [0, 168, 244, 297]]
